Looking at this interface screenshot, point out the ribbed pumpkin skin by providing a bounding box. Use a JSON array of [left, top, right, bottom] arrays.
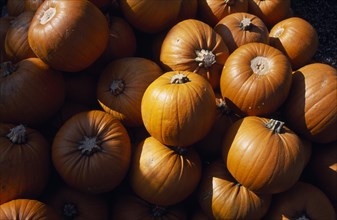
[[129, 136, 202, 206], [282, 63, 337, 143], [0, 58, 65, 125], [263, 182, 336, 220], [269, 17, 319, 70], [141, 71, 217, 147], [198, 0, 249, 27], [214, 12, 269, 53], [198, 160, 272, 220], [0, 199, 58, 220], [97, 57, 163, 127], [28, 0, 109, 72], [160, 19, 229, 89], [222, 116, 308, 194], [220, 42, 292, 116], [52, 110, 131, 194], [0, 124, 50, 205], [5, 11, 36, 63]]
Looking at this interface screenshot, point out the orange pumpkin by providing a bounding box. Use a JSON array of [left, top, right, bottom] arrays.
[[28, 0, 109, 72], [160, 19, 229, 89], [220, 42, 292, 116], [141, 71, 217, 147], [269, 17, 319, 70]]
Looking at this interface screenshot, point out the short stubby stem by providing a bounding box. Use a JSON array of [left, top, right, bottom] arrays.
[[240, 17, 253, 31], [296, 214, 310, 220], [6, 124, 26, 144], [110, 79, 125, 96], [63, 202, 78, 219], [167, 145, 188, 156], [273, 27, 285, 38], [224, 0, 235, 6], [170, 73, 191, 84], [250, 56, 269, 75], [195, 49, 216, 69], [78, 136, 101, 156], [151, 205, 167, 217], [1, 61, 17, 77], [216, 97, 233, 115], [40, 7, 56, 25], [265, 119, 285, 133]]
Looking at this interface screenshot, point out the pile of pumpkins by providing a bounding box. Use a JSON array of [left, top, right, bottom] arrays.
[[0, 0, 336, 219]]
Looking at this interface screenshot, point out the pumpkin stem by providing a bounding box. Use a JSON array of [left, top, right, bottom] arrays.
[[296, 214, 310, 220], [265, 119, 285, 133], [168, 145, 188, 156], [62, 202, 78, 219], [216, 97, 233, 115], [78, 136, 101, 156], [0, 61, 17, 77], [250, 56, 269, 75], [6, 124, 26, 144], [151, 205, 167, 217], [224, 0, 235, 5], [195, 49, 216, 68], [40, 7, 56, 25], [170, 73, 191, 84], [240, 18, 253, 31], [110, 79, 125, 96]]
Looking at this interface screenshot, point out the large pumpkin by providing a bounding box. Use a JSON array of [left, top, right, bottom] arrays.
[[97, 57, 163, 127], [0, 199, 58, 220], [263, 182, 336, 220], [214, 12, 269, 53], [52, 110, 131, 194], [0, 124, 50, 205], [160, 19, 229, 89], [269, 17, 319, 70], [198, 160, 272, 220], [282, 63, 337, 143], [141, 71, 217, 147], [222, 116, 309, 194], [129, 136, 202, 206], [28, 0, 109, 72], [0, 58, 65, 125], [220, 42, 292, 116]]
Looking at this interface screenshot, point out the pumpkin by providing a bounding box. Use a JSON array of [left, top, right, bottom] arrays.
[[269, 17, 319, 70], [222, 116, 309, 194], [282, 63, 337, 143], [97, 57, 163, 127], [141, 71, 217, 147], [52, 110, 131, 194], [214, 12, 269, 54], [0, 58, 65, 125], [309, 142, 337, 201], [102, 16, 137, 62], [28, 0, 109, 72], [45, 185, 109, 220], [160, 19, 229, 89], [263, 182, 336, 220], [247, 0, 291, 28], [219, 42, 292, 116], [129, 136, 202, 206], [198, 0, 249, 27], [0, 124, 50, 205], [119, 0, 196, 33], [198, 160, 272, 219], [110, 192, 187, 220], [0, 199, 58, 220], [5, 11, 36, 63], [0, 16, 15, 63]]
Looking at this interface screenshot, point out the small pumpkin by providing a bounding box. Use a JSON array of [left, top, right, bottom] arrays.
[[222, 116, 309, 194], [269, 17, 319, 70], [198, 0, 249, 27], [160, 19, 229, 89], [97, 57, 163, 127], [28, 0, 109, 72], [0, 199, 58, 220], [198, 160, 272, 220], [0, 58, 65, 125], [141, 71, 217, 147], [129, 136, 202, 206], [214, 12, 269, 53], [0, 124, 50, 205], [263, 182, 336, 220], [282, 63, 337, 143], [52, 110, 131, 194], [5, 10, 36, 63], [220, 42, 292, 116]]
